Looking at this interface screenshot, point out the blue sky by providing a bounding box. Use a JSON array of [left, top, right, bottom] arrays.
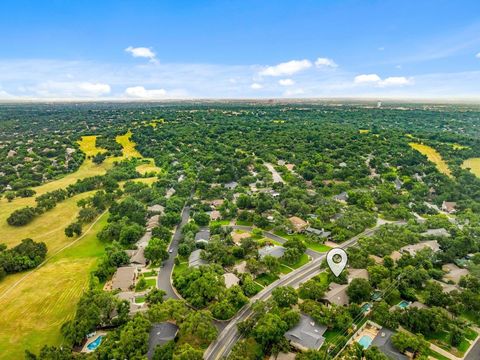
[[1, 0, 480, 100]]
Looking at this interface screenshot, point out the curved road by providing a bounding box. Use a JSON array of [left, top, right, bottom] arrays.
[[204, 222, 404, 360], [157, 205, 191, 299]]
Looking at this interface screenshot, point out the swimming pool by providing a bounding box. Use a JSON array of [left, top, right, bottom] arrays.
[[87, 335, 104, 351], [360, 303, 372, 313], [358, 335, 373, 349], [397, 300, 410, 309]]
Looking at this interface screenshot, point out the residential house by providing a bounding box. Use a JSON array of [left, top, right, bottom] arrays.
[[209, 210, 221, 221], [223, 273, 240, 289], [306, 227, 331, 239], [421, 228, 450, 237], [399, 240, 440, 256], [333, 192, 349, 203], [224, 181, 238, 190], [112, 267, 136, 291], [195, 229, 210, 244], [442, 201, 457, 214], [442, 263, 469, 284], [371, 328, 408, 360], [323, 283, 349, 306], [288, 216, 309, 233], [258, 245, 286, 259], [188, 249, 207, 268], [285, 314, 327, 351], [130, 248, 147, 267], [147, 204, 165, 214]]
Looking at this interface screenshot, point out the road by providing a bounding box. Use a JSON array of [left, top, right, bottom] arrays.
[[204, 224, 385, 360], [157, 205, 191, 299]]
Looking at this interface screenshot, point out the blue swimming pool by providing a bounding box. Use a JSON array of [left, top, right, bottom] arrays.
[[360, 303, 372, 313], [398, 300, 410, 309], [358, 335, 373, 349], [87, 335, 104, 351]]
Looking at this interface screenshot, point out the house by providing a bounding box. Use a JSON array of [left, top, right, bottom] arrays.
[[333, 192, 349, 203], [130, 248, 147, 266], [112, 267, 136, 291], [224, 181, 238, 190], [209, 210, 221, 221], [233, 260, 247, 274], [433, 279, 459, 293], [147, 204, 165, 214], [390, 251, 403, 262], [288, 216, 308, 233], [421, 228, 450, 237], [195, 229, 210, 243], [306, 227, 331, 239], [348, 268, 369, 283], [147, 322, 179, 359], [285, 164, 295, 171], [146, 215, 160, 230], [369, 255, 384, 265], [231, 231, 251, 245], [399, 240, 440, 256], [223, 273, 240, 289], [165, 187, 176, 198], [371, 328, 408, 360], [188, 249, 207, 268], [442, 201, 457, 214], [258, 245, 286, 259], [339, 162, 347, 168], [394, 178, 403, 190], [209, 199, 224, 208], [284, 314, 327, 351], [442, 263, 469, 284], [323, 283, 349, 306]]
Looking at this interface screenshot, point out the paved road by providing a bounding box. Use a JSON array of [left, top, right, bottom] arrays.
[[231, 225, 322, 259], [204, 224, 386, 360], [157, 205, 191, 299], [465, 335, 480, 360]]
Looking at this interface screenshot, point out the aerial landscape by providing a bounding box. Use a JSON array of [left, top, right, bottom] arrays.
[[1, 1, 480, 360]]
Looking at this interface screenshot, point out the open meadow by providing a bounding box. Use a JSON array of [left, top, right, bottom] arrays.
[[462, 157, 480, 178], [409, 142, 452, 177], [0, 132, 159, 358]]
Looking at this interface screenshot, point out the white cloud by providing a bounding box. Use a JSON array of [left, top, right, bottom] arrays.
[[380, 76, 413, 87], [124, 86, 167, 99], [259, 59, 312, 77], [476, 52, 480, 58], [27, 81, 111, 98], [278, 78, 295, 86], [125, 46, 157, 62], [315, 57, 338, 68], [354, 74, 382, 84], [354, 74, 413, 87], [283, 88, 305, 97], [78, 82, 111, 95], [250, 83, 263, 89]]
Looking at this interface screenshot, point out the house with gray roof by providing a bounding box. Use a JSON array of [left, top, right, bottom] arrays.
[[285, 314, 327, 351], [323, 283, 349, 306], [258, 245, 286, 259], [147, 322, 179, 359], [306, 227, 331, 238], [421, 228, 450, 237], [188, 249, 207, 268], [130, 248, 147, 266], [112, 267, 136, 291], [371, 328, 408, 360], [195, 229, 210, 243], [333, 192, 349, 202]]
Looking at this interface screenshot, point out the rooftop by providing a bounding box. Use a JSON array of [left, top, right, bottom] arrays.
[[323, 283, 349, 306], [285, 314, 327, 350], [371, 328, 408, 360], [188, 249, 207, 268], [112, 267, 136, 291], [258, 245, 286, 259]]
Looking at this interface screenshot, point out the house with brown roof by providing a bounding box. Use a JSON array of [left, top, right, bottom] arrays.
[[112, 267, 137, 291], [223, 273, 240, 289], [400, 240, 441, 256], [323, 283, 349, 306], [288, 216, 308, 233], [442, 263, 469, 284], [209, 210, 221, 221], [442, 201, 457, 214]]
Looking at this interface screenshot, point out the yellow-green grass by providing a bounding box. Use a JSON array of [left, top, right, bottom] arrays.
[[116, 131, 161, 174], [461, 158, 480, 178], [0, 212, 108, 360], [359, 129, 370, 134], [409, 143, 452, 177]]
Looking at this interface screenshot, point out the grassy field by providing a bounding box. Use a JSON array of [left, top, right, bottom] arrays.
[[0, 213, 108, 360], [409, 142, 452, 177], [462, 157, 480, 178], [116, 130, 161, 175], [0, 132, 158, 359]]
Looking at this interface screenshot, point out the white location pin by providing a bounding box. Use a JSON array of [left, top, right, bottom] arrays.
[[326, 248, 348, 277]]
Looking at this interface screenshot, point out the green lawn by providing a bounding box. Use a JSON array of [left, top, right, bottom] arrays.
[[304, 241, 331, 252], [282, 253, 310, 269], [210, 220, 231, 226], [426, 349, 451, 360], [280, 265, 292, 274], [135, 296, 146, 304], [236, 220, 253, 226], [173, 262, 188, 278], [464, 328, 478, 341], [145, 278, 157, 287], [255, 273, 279, 286]]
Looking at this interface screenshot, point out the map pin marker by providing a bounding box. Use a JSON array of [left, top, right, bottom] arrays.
[[327, 248, 348, 277]]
